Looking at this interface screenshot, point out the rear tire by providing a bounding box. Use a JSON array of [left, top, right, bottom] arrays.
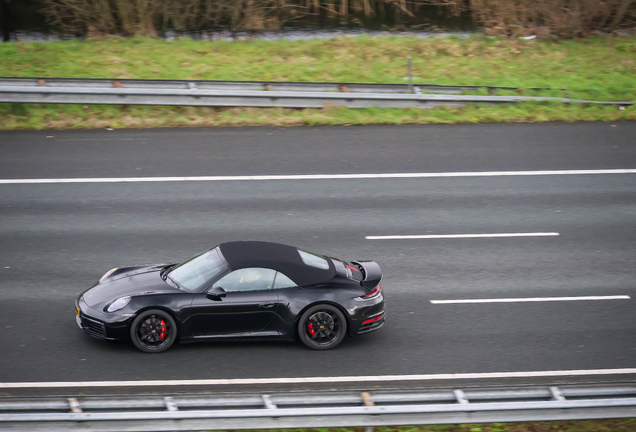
[[298, 304, 347, 350], [130, 309, 176, 353]]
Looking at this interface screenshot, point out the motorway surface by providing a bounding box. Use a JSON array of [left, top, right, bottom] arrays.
[[0, 122, 635, 395]]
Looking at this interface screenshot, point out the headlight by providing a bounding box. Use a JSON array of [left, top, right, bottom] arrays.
[[100, 268, 118, 281], [106, 296, 131, 313]]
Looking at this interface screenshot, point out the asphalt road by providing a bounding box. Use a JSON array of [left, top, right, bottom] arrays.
[[0, 122, 635, 395]]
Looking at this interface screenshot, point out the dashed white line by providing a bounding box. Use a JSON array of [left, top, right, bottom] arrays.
[[431, 295, 631, 304], [1, 169, 635, 184], [53, 138, 149, 142], [2, 368, 636, 388], [366, 232, 560, 240]]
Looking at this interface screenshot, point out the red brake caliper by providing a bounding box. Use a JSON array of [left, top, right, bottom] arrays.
[[307, 322, 315, 336], [159, 320, 166, 340]]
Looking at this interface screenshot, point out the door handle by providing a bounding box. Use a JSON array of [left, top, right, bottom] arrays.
[[259, 303, 275, 308]]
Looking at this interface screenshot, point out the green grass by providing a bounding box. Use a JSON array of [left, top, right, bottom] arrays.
[[0, 35, 635, 129], [208, 420, 636, 432], [1, 102, 634, 130]]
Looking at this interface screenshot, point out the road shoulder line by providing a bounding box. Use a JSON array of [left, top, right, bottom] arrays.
[[3, 368, 636, 388], [2, 169, 636, 184]]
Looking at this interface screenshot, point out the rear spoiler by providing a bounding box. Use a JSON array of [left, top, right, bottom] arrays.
[[352, 260, 383, 290]]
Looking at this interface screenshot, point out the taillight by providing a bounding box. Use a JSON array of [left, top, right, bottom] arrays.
[[362, 284, 381, 298]]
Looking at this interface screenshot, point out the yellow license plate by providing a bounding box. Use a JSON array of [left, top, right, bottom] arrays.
[[75, 305, 80, 317]]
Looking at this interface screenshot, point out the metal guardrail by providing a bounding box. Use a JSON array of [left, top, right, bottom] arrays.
[[0, 77, 540, 94], [1, 384, 635, 431], [0, 77, 632, 109]]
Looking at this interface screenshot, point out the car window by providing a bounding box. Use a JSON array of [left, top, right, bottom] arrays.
[[297, 249, 330, 270], [212, 268, 276, 292], [169, 247, 228, 291], [273, 271, 296, 289]]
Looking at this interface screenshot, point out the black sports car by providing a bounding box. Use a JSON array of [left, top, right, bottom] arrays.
[[75, 241, 385, 352]]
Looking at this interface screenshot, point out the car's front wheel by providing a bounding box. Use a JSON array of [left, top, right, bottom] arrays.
[[298, 304, 347, 350], [130, 309, 177, 353]]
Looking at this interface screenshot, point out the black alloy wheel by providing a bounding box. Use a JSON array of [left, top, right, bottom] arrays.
[[298, 304, 347, 350], [130, 309, 177, 353]]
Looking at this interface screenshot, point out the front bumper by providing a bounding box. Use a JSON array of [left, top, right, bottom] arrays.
[[75, 300, 130, 341]]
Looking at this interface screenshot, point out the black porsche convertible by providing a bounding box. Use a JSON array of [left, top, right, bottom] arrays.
[[75, 241, 385, 353]]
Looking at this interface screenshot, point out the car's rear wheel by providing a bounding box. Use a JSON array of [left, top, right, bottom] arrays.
[[298, 304, 347, 350], [130, 309, 176, 353]]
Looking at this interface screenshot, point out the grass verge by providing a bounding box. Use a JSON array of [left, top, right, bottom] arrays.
[[0, 102, 634, 130], [214, 420, 636, 432], [0, 35, 635, 129]]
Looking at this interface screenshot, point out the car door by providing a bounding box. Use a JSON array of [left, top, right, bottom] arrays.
[[267, 270, 302, 338], [186, 267, 279, 338]]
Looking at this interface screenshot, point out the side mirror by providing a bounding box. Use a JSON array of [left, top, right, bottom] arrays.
[[206, 286, 227, 301]]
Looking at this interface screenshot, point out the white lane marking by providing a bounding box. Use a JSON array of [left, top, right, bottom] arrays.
[[2, 368, 636, 388], [367, 232, 560, 240], [1, 169, 636, 184], [53, 138, 149, 142], [431, 295, 631, 304]]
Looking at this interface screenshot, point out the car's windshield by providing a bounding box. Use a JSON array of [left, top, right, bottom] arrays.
[[168, 247, 228, 291]]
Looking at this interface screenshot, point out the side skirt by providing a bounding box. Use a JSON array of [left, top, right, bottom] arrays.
[[180, 331, 292, 344]]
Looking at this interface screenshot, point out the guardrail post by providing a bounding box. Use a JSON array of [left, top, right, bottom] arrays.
[[453, 390, 470, 404], [262, 395, 277, 410], [361, 391, 375, 432], [361, 392, 375, 407], [407, 57, 413, 94], [67, 398, 82, 413], [164, 397, 179, 411], [550, 386, 566, 401]]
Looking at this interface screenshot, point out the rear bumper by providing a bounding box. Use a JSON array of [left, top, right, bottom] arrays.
[[346, 293, 386, 336], [356, 310, 386, 334]]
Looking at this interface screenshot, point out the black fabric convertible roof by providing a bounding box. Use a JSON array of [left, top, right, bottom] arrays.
[[218, 241, 335, 287]]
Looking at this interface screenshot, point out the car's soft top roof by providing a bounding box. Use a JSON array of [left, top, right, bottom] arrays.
[[218, 241, 335, 287]]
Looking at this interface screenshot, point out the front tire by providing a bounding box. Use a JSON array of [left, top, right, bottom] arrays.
[[298, 304, 347, 350], [130, 309, 177, 353]]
